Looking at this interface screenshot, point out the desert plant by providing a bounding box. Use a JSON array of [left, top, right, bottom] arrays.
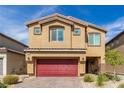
[[105, 49, 124, 79], [113, 75, 121, 81], [118, 83, 124, 88], [3, 75, 19, 85], [103, 73, 114, 80], [104, 73, 121, 81], [102, 74, 109, 81], [0, 81, 7, 88], [84, 74, 95, 82], [96, 74, 105, 86]]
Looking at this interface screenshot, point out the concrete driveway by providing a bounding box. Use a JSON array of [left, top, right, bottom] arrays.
[[10, 77, 83, 88]]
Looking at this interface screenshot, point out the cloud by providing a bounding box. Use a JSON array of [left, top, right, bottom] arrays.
[[0, 6, 58, 44], [103, 17, 124, 42], [32, 6, 58, 19], [0, 7, 28, 44], [0, 6, 17, 15]]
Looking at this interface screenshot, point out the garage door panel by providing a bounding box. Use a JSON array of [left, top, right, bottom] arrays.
[[36, 59, 78, 76], [37, 65, 58, 70]]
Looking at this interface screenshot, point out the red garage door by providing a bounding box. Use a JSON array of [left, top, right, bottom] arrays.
[[36, 59, 78, 77]]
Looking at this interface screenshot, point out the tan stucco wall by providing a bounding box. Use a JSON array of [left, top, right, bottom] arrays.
[[29, 21, 86, 49], [26, 51, 86, 76], [27, 61, 34, 75], [26, 18, 106, 76], [26, 56, 86, 76], [7, 51, 26, 74], [86, 27, 105, 64], [72, 24, 86, 48], [86, 27, 105, 56], [26, 52, 85, 61]]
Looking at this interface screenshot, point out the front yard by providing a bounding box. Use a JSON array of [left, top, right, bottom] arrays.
[[80, 74, 124, 88], [1, 74, 124, 88]]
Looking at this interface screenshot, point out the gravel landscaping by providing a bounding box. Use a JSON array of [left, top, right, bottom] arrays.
[[80, 75, 124, 88]]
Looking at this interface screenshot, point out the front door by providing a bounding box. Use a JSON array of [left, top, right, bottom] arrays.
[[86, 58, 99, 74], [0, 58, 3, 75]]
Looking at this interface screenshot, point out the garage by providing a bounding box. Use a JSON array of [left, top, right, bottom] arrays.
[[36, 59, 78, 77]]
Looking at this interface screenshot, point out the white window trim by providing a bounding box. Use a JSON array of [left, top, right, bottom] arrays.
[[73, 28, 81, 36], [34, 27, 41, 35], [88, 33, 100, 46], [51, 28, 64, 42]]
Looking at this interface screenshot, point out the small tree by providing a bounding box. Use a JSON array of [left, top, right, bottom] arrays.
[[105, 49, 124, 79]]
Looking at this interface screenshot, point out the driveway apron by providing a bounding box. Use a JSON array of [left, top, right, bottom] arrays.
[[10, 77, 83, 88]]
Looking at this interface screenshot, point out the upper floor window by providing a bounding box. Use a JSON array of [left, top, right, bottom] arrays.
[[50, 28, 64, 41], [73, 28, 81, 36], [34, 27, 41, 35], [88, 33, 100, 46]]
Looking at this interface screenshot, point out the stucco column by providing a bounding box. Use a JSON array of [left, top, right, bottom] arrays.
[[99, 56, 106, 73], [26, 53, 35, 76], [78, 56, 86, 76], [27, 61, 34, 76]]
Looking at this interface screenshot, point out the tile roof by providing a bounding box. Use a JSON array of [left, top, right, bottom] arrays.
[[25, 13, 107, 32]]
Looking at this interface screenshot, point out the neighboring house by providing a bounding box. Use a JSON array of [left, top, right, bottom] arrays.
[[25, 13, 106, 77], [0, 32, 27, 75], [106, 31, 124, 74]]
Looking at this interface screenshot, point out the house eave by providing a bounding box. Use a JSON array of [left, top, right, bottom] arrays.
[[25, 13, 106, 32], [24, 48, 86, 52], [0, 47, 25, 55]]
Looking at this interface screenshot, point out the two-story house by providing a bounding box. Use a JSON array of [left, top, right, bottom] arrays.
[[106, 31, 124, 74], [25, 13, 106, 77], [0, 32, 27, 75]]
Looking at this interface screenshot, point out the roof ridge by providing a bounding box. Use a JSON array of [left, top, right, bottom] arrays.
[[25, 13, 106, 32], [106, 31, 124, 45], [67, 16, 106, 31]]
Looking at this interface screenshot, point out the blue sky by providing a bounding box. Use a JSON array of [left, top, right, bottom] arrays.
[[0, 5, 124, 45]]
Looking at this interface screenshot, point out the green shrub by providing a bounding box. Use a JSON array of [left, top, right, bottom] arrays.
[[103, 73, 114, 80], [113, 75, 121, 81], [3, 75, 19, 85], [84, 74, 95, 82], [102, 74, 109, 81], [96, 74, 105, 86], [118, 83, 124, 88], [0, 82, 7, 88]]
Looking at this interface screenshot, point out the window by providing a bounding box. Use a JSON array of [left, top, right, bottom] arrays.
[[51, 28, 64, 41], [34, 27, 41, 35], [88, 33, 100, 46], [73, 28, 81, 36]]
